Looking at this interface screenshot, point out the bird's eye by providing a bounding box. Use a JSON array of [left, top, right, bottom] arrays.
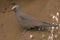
[[14, 8, 16, 10]]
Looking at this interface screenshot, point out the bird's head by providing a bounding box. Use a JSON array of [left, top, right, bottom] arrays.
[[11, 5, 20, 12]]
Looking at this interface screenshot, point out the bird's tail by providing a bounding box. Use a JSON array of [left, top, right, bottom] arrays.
[[39, 22, 58, 27], [51, 24, 58, 27]]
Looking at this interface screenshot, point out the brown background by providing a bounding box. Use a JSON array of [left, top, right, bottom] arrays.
[[0, 0, 60, 40]]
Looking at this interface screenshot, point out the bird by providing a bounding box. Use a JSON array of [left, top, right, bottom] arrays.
[[11, 5, 57, 33]]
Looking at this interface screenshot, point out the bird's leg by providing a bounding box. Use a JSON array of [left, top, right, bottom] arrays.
[[41, 27, 45, 31], [23, 29, 27, 34], [43, 27, 47, 30], [38, 27, 42, 31], [38, 27, 41, 31], [38, 27, 47, 31], [22, 27, 28, 34]]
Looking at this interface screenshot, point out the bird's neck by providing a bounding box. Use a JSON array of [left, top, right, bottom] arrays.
[[15, 8, 24, 16]]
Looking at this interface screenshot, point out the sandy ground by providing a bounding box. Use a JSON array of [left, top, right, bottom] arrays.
[[0, 0, 60, 40]]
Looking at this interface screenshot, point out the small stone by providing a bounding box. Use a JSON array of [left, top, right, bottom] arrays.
[[30, 35, 33, 39], [52, 16, 55, 19], [56, 27, 58, 29], [56, 12, 59, 17], [48, 35, 53, 40], [52, 27, 54, 30], [54, 35, 58, 38]]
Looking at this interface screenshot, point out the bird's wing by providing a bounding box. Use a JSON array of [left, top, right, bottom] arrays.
[[18, 13, 41, 27], [17, 13, 57, 28]]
